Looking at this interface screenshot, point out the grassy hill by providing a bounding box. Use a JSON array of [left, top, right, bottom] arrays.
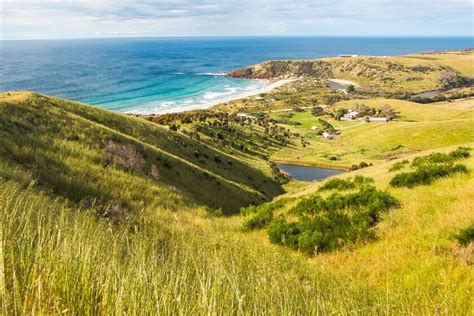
[[1, 50, 473, 314], [0, 92, 285, 214], [222, 50, 474, 116], [269, 98, 474, 168], [238, 145, 474, 313]]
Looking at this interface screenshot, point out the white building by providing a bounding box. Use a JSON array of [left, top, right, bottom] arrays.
[[342, 110, 359, 120], [368, 117, 388, 122], [311, 126, 318, 131], [236, 113, 255, 119], [322, 131, 335, 140]]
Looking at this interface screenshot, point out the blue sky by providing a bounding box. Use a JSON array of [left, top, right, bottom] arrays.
[[1, 0, 473, 40]]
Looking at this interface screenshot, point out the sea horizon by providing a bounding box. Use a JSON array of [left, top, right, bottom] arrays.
[[1, 36, 472, 113]]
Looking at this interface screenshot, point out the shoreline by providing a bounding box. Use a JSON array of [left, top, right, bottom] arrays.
[[272, 160, 350, 171], [129, 78, 298, 115]]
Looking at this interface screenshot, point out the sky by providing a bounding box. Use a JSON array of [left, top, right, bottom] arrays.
[[1, 0, 473, 40]]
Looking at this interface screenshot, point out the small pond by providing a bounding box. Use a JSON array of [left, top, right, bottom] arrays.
[[276, 163, 345, 182]]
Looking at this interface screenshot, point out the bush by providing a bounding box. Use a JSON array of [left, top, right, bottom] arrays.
[[294, 185, 397, 217], [389, 160, 409, 172], [353, 175, 375, 186], [268, 217, 300, 248], [390, 163, 468, 188], [311, 106, 325, 117], [244, 208, 274, 231], [318, 176, 374, 192], [411, 147, 470, 168], [318, 178, 355, 192], [103, 140, 145, 173], [391, 148, 471, 188], [455, 225, 474, 246], [270, 192, 386, 254], [242, 199, 287, 231], [278, 185, 399, 254]]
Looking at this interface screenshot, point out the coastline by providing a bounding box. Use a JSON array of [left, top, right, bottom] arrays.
[[129, 78, 298, 115]]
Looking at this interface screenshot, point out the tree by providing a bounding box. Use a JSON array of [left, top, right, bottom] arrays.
[[380, 104, 396, 120], [103, 140, 145, 173], [150, 164, 160, 180], [346, 85, 355, 93], [355, 103, 371, 117], [334, 108, 347, 120], [311, 106, 325, 117], [439, 72, 470, 90]]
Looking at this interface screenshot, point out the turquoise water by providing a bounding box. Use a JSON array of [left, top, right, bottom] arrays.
[[1, 36, 472, 113]]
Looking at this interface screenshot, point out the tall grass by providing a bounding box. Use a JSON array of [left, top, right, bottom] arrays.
[[2, 180, 394, 314]]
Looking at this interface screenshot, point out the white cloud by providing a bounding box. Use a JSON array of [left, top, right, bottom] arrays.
[[1, 0, 472, 39]]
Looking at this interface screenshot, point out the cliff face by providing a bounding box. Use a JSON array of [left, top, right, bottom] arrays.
[[227, 60, 334, 79]]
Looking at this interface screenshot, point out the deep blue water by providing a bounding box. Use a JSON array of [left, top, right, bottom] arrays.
[[1, 36, 472, 113], [276, 163, 345, 182]]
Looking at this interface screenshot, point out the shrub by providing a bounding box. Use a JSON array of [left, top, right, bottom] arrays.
[[268, 217, 300, 248], [353, 175, 375, 186], [390, 163, 468, 188], [103, 140, 145, 173], [293, 184, 398, 220], [270, 190, 387, 254], [449, 147, 471, 160], [439, 72, 471, 90], [242, 199, 287, 231], [318, 178, 355, 191], [318, 176, 374, 192], [455, 225, 474, 246], [411, 147, 471, 168], [243, 208, 274, 230], [150, 164, 160, 180], [311, 106, 325, 117], [389, 160, 409, 172]]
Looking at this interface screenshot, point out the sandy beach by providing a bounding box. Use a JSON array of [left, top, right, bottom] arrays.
[[207, 78, 298, 107], [132, 78, 298, 115]]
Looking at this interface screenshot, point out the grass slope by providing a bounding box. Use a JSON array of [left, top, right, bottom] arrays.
[[0, 92, 284, 214], [2, 178, 386, 314], [270, 98, 474, 168], [240, 145, 474, 313], [228, 50, 474, 95], [1, 50, 473, 313]]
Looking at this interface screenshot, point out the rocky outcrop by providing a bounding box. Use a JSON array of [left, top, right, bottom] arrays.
[[227, 60, 334, 79]]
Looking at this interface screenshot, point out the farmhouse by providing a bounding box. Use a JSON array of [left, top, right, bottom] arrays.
[[322, 131, 335, 140], [236, 113, 255, 119], [341, 110, 359, 121], [368, 117, 388, 122], [311, 126, 318, 131]]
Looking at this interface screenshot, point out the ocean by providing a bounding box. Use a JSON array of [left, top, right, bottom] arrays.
[[1, 36, 472, 113]]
